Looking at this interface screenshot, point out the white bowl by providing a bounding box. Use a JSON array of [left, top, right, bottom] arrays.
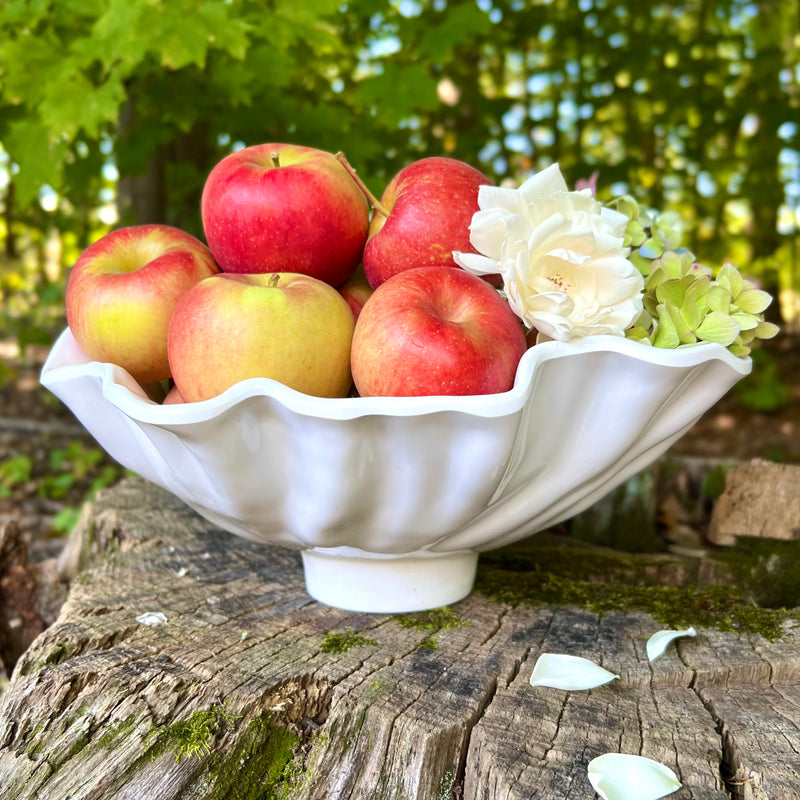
[[41, 329, 750, 613]]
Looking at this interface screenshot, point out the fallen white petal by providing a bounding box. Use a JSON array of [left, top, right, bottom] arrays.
[[529, 653, 619, 690], [646, 627, 697, 662], [588, 753, 681, 800], [135, 611, 168, 627]]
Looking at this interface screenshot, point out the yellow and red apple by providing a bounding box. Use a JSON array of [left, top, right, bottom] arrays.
[[361, 157, 493, 289], [65, 224, 220, 384], [351, 266, 526, 397], [167, 272, 355, 402], [201, 144, 369, 287]]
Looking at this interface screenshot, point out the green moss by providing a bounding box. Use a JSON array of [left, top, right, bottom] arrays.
[[438, 770, 455, 800], [713, 536, 800, 610], [206, 711, 300, 800], [97, 714, 138, 749], [365, 678, 398, 703], [475, 541, 799, 642], [392, 607, 470, 649], [320, 629, 378, 654], [145, 705, 239, 763], [142, 706, 301, 800], [44, 641, 75, 666], [23, 724, 46, 757], [64, 733, 91, 760]]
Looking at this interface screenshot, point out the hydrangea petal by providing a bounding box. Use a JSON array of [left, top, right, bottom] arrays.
[[646, 627, 696, 661], [529, 653, 619, 690], [588, 753, 681, 800]]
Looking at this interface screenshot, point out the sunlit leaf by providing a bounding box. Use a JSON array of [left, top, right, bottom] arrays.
[[715, 263, 744, 299], [735, 289, 772, 315], [529, 654, 619, 691], [695, 311, 740, 346], [588, 753, 681, 800], [755, 321, 780, 339], [651, 304, 680, 349]]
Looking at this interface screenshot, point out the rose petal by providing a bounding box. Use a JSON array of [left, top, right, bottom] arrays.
[[452, 251, 499, 276], [646, 627, 697, 662], [463, 162, 643, 339], [529, 653, 620, 690], [135, 611, 168, 626], [588, 753, 682, 800]]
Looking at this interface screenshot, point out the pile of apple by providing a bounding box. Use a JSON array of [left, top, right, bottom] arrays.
[[65, 143, 528, 403]]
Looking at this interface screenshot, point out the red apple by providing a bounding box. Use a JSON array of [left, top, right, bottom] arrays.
[[337, 265, 373, 323], [168, 272, 355, 402], [359, 156, 493, 289], [350, 266, 526, 397], [201, 143, 369, 286], [65, 224, 220, 384]]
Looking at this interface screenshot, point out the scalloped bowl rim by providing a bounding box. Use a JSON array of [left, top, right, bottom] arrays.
[[42, 329, 750, 424]]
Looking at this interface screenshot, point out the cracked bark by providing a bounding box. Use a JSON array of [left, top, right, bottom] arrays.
[[0, 477, 799, 799]]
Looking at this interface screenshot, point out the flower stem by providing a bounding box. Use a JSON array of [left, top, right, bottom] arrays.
[[335, 151, 391, 218]]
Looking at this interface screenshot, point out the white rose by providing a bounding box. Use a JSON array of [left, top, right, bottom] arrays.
[[453, 163, 644, 341]]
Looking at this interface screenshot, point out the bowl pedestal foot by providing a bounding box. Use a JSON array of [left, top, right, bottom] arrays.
[[301, 548, 479, 613]]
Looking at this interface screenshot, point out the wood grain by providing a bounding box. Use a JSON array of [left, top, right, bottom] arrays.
[[0, 477, 798, 799]]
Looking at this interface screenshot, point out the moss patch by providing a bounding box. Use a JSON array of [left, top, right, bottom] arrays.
[[206, 711, 300, 800], [392, 607, 470, 650], [475, 539, 800, 642], [713, 536, 800, 610], [143, 706, 301, 800], [320, 629, 378, 654], [145, 705, 239, 763]]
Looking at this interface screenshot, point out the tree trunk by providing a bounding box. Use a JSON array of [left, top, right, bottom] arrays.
[[0, 477, 799, 799]]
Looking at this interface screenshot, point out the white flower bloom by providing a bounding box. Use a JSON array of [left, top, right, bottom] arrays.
[[454, 163, 644, 341]]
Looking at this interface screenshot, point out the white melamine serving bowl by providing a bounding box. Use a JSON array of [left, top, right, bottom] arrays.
[[41, 329, 749, 612]]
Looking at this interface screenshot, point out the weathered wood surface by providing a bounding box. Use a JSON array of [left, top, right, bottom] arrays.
[[1, 477, 799, 800]]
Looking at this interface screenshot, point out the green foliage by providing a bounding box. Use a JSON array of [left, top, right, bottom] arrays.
[[0, 454, 33, 497], [38, 441, 120, 500], [734, 348, 792, 412], [0, 0, 798, 340]]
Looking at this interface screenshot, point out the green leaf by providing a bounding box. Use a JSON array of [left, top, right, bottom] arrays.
[[354, 62, 440, 125], [715, 263, 744, 298], [655, 275, 694, 307], [41, 72, 126, 139], [706, 284, 731, 314], [4, 118, 68, 206], [625, 326, 653, 344], [695, 311, 740, 346], [731, 312, 759, 331], [734, 288, 772, 315], [651, 304, 681, 349], [755, 321, 780, 340]]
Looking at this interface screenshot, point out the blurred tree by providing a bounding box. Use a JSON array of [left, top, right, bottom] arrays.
[[0, 0, 797, 316]]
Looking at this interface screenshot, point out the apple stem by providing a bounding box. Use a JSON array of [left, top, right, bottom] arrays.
[[270, 151, 281, 168], [335, 151, 391, 218], [268, 273, 281, 287]]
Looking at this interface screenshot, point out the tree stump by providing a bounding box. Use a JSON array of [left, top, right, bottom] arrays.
[[1, 476, 799, 799]]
